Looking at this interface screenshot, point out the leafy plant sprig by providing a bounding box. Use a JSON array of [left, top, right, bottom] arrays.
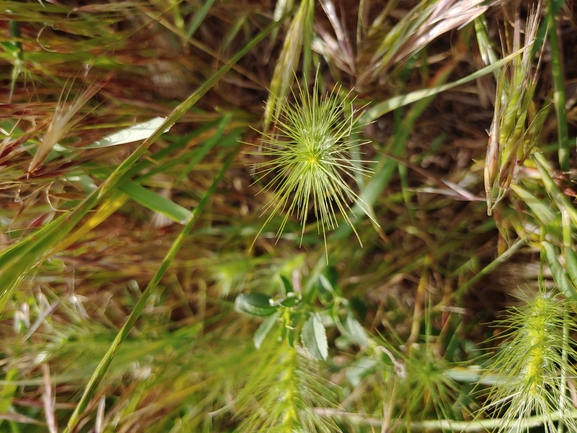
[[250, 74, 378, 257], [235, 265, 368, 359], [234, 267, 364, 432]]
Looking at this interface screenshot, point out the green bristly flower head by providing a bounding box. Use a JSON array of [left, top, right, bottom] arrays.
[[251, 76, 377, 256], [479, 289, 577, 432]]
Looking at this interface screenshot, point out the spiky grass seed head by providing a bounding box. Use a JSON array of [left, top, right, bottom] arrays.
[[480, 290, 577, 432], [251, 79, 376, 254]]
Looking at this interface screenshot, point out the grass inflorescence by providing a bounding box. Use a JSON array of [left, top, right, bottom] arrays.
[[250, 76, 377, 256], [480, 289, 577, 432]]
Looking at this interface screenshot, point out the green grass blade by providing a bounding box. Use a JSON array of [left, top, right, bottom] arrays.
[[62, 147, 238, 433], [264, 0, 313, 129], [55, 191, 129, 253], [184, 0, 216, 41], [77, 117, 170, 149], [509, 184, 556, 226], [360, 47, 529, 124], [542, 241, 577, 300], [545, 0, 570, 171], [473, 16, 499, 72], [176, 114, 233, 183], [119, 181, 193, 224], [59, 122, 236, 250], [452, 234, 530, 302]]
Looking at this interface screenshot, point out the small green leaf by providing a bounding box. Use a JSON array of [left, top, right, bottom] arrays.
[[235, 293, 278, 317], [317, 274, 336, 303], [344, 314, 368, 347], [279, 294, 299, 308], [254, 310, 282, 349], [119, 181, 193, 224], [278, 274, 293, 295], [323, 265, 339, 288], [302, 313, 328, 360]]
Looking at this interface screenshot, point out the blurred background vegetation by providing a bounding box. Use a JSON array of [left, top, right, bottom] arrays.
[[1, 0, 577, 432]]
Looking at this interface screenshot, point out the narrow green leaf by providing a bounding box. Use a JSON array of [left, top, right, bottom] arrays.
[[542, 241, 577, 300], [264, 0, 312, 128], [254, 310, 282, 349], [545, 0, 569, 171], [360, 47, 529, 124], [302, 313, 328, 360], [510, 184, 556, 225], [278, 274, 294, 295], [235, 293, 278, 317], [452, 234, 529, 301], [176, 114, 232, 183], [119, 181, 192, 224], [473, 17, 498, 73], [185, 0, 216, 41], [0, 369, 18, 413], [533, 152, 577, 227]]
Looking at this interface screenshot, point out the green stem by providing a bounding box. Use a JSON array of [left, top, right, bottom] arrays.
[[315, 408, 577, 431], [546, 0, 569, 171], [279, 344, 299, 432], [452, 234, 530, 301]]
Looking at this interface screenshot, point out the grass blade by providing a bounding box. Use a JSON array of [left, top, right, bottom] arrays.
[[62, 147, 238, 433], [360, 47, 529, 124], [546, 0, 570, 171], [542, 241, 577, 300]]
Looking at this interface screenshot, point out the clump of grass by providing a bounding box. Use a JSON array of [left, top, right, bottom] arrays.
[[250, 75, 377, 257]]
